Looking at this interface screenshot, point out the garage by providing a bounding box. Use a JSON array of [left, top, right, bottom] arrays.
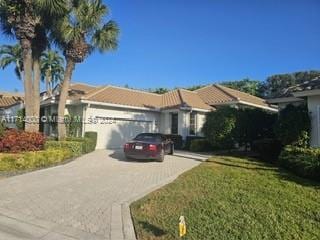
[[95, 118, 155, 149], [84, 105, 161, 149]]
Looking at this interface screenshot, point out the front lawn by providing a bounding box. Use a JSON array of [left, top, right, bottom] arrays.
[[131, 156, 320, 240]]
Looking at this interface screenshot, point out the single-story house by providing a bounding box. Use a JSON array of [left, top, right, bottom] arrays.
[[0, 92, 24, 129], [268, 77, 320, 147], [40, 83, 276, 149]]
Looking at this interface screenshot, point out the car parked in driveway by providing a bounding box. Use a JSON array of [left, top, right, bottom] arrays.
[[124, 133, 174, 162]]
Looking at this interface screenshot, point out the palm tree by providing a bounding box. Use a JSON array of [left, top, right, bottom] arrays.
[[52, 0, 119, 139], [41, 50, 64, 96], [0, 0, 67, 132], [0, 44, 23, 80]]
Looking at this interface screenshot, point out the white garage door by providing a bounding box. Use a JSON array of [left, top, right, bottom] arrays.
[[94, 118, 154, 149]]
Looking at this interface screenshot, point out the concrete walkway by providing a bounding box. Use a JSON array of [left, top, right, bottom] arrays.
[[0, 150, 209, 240]]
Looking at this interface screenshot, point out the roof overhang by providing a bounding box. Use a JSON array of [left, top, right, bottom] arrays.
[[211, 100, 278, 112], [293, 89, 320, 97], [80, 100, 161, 112], [267, 97, 305, 104]]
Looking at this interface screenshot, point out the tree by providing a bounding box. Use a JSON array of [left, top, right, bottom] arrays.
[[265, 70, 320, 97], [52, 0, 119, 139], [0, 0, 67, 132], [151, 88, 169, 94], [41, 50, 64, 96], [221, 78, 265, 97], [0, 44, 23, 79]]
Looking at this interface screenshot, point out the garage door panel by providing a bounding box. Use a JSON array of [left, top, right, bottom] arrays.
[[96, 120, 154, 149]]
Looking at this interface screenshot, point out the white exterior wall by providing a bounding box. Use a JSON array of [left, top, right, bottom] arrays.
[[1, 103, 23, 128], [84, 104, 160, 149], [307, 96, 320, 147]]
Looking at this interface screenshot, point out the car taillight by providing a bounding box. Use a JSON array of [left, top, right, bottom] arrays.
[[149, 144, 157, 151], [124, 143, 130, 149]]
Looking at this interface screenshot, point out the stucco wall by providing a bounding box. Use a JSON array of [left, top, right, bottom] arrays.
[[0, 103, 23, 128], [308, 96, 320, 147]]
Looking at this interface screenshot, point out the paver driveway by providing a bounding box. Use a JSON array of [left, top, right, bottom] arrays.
[[0, 150, 206, 240]]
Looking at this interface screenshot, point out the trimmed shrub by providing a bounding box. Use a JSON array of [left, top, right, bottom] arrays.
[[0, 121, 5, 137], [0, 148, 72, 171], [252, 138, 282, 162], [203, 107, 237, 149], [279, 146, 320, 181], [190, 139, 212, 152], [45, 140, 83, 157], [0, 129, 46, 153], [165, 134, 183, 149], [84, 131, 97, 152]]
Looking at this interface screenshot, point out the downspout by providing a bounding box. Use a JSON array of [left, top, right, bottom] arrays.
[[82, 103, 88, 137]]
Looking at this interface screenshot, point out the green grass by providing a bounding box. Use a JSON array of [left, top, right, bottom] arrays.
[[131, 156, 320, 240]]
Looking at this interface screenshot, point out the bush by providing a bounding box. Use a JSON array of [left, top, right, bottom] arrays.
[[202, 107, 237, 149], [190, 139, 212, 152], [274, 104, 311, 147], [0, 129, 46, 153], [45, 140, 83, 157], [84, 131, 97, 152], [165, 134, 183, 149], [252, 138, 282, 162], [279, 146, 320, 181], [0, 148, 72, 171], [185, 136, 205, 150], [235, 108, 277, 149], [66, 135, 97, 153]]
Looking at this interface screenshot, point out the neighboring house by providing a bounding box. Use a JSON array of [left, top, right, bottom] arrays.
[[268, 77, 320, 147], [0, 92, 24, 129], [41, 83, 276, 149]]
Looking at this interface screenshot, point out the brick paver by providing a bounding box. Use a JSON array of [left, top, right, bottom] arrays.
[[0, 150, 205, 240]]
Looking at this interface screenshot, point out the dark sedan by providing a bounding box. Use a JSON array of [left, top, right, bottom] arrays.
[[123, 133, 174, 162]]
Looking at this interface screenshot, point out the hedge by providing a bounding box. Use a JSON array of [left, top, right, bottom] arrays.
[[45, 140, 83, 157], [190, 139, 212, 152], [278, 146, 320, 181], [185, 136, 205, 150], [0, 148, 72, 171], [84, 131, 97, 151], [165, 134, 183, 149]]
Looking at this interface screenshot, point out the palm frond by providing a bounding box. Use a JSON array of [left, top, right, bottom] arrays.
[[92, 20, 119, 52]]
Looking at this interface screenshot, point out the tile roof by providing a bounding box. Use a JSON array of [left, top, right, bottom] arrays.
[[196, 84, 271, 108], [280, 76, 320, 97], [0, 92, 23, 108], [65, 82, 273, 111], [82, 86, 163, 109]]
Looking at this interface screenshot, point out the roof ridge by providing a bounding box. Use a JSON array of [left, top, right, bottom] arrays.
[[109, 85, 162, 96], [83, 86, 111, 99], [214, 84, 239, 101], [219, 84, 267, 101], [177, 89, 187, 105], [70, 82, 98, 88], [194, 85, 212, 92]]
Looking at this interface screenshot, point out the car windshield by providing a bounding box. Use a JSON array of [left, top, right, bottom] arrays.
[[134, 134, 162, 142]]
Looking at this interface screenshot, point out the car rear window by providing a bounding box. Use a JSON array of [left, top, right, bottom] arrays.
[[134, 134, 162, 142]]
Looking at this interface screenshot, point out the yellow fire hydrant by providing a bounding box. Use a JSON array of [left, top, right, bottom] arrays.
[[179, 216, 186, 237]]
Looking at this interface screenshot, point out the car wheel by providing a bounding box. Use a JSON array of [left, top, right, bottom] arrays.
[[157, 150, 165, 162], [169, 144, 174, 155]]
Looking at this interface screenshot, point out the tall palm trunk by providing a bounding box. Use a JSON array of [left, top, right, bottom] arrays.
[[32, 52, 41, 132], [57, 59, 75, 140], [21, 38, 36, 132]]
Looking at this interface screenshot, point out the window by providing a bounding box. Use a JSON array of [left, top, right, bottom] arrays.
[[171, 113, 178, 134], [189, 112, 196, 135]]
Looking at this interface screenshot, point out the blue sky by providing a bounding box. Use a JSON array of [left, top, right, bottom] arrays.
[[1, 0, 320, 92]]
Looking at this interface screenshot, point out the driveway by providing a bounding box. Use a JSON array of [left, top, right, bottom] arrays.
[[0, 150, 208, 240]]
